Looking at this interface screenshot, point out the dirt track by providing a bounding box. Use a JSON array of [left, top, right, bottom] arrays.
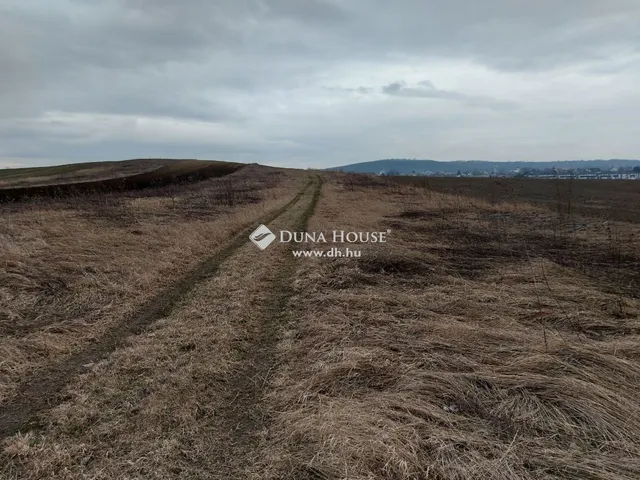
[[0, 175, 322, 445], [210, 176, 322, 477]]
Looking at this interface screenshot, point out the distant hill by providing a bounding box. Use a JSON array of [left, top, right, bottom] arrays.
[[327, 159, 640, 175]]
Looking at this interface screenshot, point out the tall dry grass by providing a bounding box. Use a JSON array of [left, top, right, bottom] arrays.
[[255, 173, 640, 479], [0, 166, 305, 404], [2, 171, 639, 479], [0, 176, 320, 479]]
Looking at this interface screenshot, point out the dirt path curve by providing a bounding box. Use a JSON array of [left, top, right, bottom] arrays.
[[0, 177, 318, 440]]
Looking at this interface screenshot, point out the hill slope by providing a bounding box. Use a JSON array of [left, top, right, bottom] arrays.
[[0, 159, 243, 201]]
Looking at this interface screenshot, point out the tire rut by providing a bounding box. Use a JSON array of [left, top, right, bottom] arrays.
[[210, 175, 323, 478], [0, 178, 316, 440]]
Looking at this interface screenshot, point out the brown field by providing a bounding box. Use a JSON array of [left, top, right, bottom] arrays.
[[0, 159, 174, 188], [388, 176, 640, 223], [0, 159, 243, 201], [0, 165, 305, 404], [1, 170, 639, 479]]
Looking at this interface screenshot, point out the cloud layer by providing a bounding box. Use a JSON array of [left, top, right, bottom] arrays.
[[1, 0, 639, 168]]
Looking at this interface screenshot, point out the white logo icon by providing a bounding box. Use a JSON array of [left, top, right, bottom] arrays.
[[250, 224, 276, 250]]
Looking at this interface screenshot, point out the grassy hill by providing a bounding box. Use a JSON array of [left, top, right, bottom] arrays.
[[0, 159, 243, 201]]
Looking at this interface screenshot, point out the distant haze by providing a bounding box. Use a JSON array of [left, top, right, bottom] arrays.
[[1, 1, 639, 169]]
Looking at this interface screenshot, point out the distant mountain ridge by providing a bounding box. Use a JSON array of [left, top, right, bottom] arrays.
[[327, 159, 640, 175]]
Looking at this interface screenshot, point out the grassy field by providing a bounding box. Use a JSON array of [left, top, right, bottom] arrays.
[[0, 165, 305, 404], [0, 159, 174, 187], [256, 174, 640, 479], [1, 170, 639, 479], [389, 176, 640, 223], [0, 159, 243, 201]]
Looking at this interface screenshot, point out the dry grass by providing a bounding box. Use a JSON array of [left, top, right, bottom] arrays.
[[2, 171, 639, 479], [0, 178, 320, 479], [0, 159, 243, 201], [0, 159, 174, 188], [0, 165, 305, 404], [254, 174, 640, 479], [393, 175, 640, 223]]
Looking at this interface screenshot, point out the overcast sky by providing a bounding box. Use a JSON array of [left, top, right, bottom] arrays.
[[1, 0, 639, 169]]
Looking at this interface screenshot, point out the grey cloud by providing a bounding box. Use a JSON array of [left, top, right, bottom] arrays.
[[338, 0, 640, 72], [1, 0, 639, 167], [262, 0, 350, 24], [418, 80, 435, 89], [382, 82, 404, 95], [324, 86, 372, 94], [381, 81, 516, 111]]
